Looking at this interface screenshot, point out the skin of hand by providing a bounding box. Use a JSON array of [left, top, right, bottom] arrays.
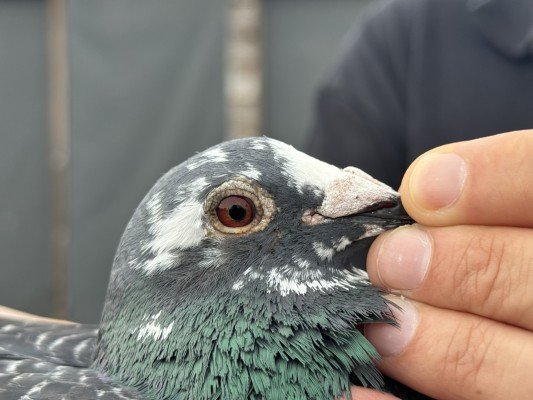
[[350, 130, 533, 400], [0, 305, 73, 324]]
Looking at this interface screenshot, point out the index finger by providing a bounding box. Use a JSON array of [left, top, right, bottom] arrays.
[[400, 130, 533, 227]]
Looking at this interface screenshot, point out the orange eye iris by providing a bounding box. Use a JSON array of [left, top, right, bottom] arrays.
[[216, 196, 255, 227]]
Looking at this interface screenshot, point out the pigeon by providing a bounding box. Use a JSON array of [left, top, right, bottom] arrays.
[[0, 137, 430, 400]]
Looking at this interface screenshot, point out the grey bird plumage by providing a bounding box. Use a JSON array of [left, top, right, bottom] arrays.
[[0, 137, 430, 399]]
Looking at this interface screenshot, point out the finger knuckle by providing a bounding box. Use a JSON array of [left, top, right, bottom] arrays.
[[506, 236, 533, 321], [456, 232, 509, 316], [441, 319, 494, 392]]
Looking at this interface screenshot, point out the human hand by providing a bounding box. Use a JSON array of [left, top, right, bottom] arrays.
[[354, 130, 533, 400], [0, 305, 73, 324]]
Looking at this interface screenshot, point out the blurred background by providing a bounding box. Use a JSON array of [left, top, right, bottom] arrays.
[[0, 0, 372, 323]]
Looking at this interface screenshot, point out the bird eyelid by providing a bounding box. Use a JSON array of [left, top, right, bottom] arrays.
[[204, 176, 276, 235]]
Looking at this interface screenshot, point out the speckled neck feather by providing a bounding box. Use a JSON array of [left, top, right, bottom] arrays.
[[94, 277, 392, 400]]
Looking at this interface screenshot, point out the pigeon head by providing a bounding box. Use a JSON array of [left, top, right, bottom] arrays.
[[94, 137, 413, 400]]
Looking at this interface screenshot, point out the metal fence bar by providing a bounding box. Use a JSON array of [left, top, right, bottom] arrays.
[[226, 0, 263, 139], [46, 0, 70, 319]]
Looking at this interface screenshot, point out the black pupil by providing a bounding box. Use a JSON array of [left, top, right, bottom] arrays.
[[229, 204, 246, 221]]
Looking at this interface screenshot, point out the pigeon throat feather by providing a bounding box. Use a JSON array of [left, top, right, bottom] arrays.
[[94, 280, 391, 400]]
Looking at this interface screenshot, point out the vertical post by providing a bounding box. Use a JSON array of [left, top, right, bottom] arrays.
[[226, 0, 263, 139], [46, 0, 70, 319]]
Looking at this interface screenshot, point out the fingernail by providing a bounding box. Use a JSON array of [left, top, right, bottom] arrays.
[[365, 299, 418, 357], [409, 153, 467, 210], [375, 226, 431, 290]]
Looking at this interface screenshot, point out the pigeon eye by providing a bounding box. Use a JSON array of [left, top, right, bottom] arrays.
[[206, 177, 275, 235], [216, 196, 255, 227]]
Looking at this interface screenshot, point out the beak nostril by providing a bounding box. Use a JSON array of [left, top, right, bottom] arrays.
[[356, 200, 397, 215], [374, 200, 397, 210]]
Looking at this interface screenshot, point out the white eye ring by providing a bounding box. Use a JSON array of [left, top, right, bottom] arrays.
[[205, 177, 275, 235]]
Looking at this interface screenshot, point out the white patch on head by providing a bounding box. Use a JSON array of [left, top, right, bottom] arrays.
[[243, 266, 263, 280], [241, 162, 262, 180], [359, 224, 386, 240], [146, 192, 163, 224], [198, 247, 222, 269], [343, 267, 370, 283], [186, 147, 228, 170], [267, 267, 309, 295], [233, 265, 370, 296], [232, 279, 244, 290], [267, 139, 400, 220], [136, 178, 208, 273], [293, 256, 310, 269], [268, 139, 341, 194], [250, 139, 267, 150], [333, 236, 353, 252], [312, 242, 335, 261], [304, 270, 369, 293], [136, 312, 174, 342], [138, 251, 177, 274], [140, 200, 204, 272]]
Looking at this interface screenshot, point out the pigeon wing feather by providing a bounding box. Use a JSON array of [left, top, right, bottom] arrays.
[[0, 318, 142, 400]]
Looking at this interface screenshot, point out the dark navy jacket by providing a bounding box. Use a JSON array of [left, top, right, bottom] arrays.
[[306, 0, 533, 189]]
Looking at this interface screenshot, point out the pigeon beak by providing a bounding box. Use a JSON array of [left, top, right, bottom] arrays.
[[316, 167, 414, 226]]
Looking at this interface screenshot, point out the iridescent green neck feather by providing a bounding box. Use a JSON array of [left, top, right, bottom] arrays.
[[93, 278, 390, 400]]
